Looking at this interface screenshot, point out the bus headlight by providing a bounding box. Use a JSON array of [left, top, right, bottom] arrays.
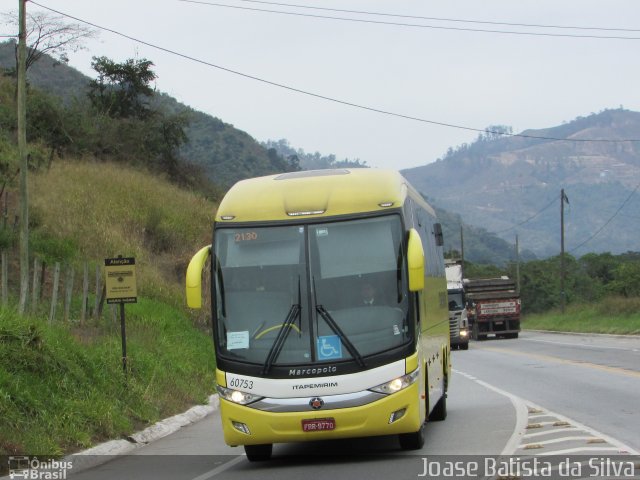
[[217, 385, 263, 405], [369, 369, 419, 395]]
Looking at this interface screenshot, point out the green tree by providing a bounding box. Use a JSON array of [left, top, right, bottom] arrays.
[[519, 257, 560, 313], [480, 124, 513, 141], [88, 56, 156, 119], [608, 262, 640, 297], [463, 260, 505, 279], [579, 252, 619, 286], [147, 112, 189, 176], [26, 88, 71, 167], [85, 56, 191, 178]]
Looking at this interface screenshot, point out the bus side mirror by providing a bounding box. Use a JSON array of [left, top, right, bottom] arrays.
[[407, 229, 425, 292], [186, 245, 211, 309]]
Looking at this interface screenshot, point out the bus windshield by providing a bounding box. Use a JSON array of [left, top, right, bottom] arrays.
[[213, 215, 411, 367]]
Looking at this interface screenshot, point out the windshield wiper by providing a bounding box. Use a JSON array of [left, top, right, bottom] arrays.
[[315, 304, 366, 369], [311, 276, 366, 369], [213, 255, 226, 316], [261, 277, 301, 375], [396, 242, 403, 303]]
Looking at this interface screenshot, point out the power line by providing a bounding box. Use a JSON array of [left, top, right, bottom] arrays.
[[178, 0, 640, 40], [29, 2, 640, 143], [570, 183, 640, 253], [217, 0, 640, 34], [494, 196, 559, 234]]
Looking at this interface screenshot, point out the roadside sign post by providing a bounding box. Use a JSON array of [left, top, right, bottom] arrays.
[[104, 256, 137, 378], [120, 303, 126, 375]]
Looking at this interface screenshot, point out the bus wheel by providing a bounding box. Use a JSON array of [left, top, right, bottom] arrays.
[[460, 342, 469, 351], [429, 393, 447, 421], [244, 444, 273, 461], [398, 422, 425, 450]]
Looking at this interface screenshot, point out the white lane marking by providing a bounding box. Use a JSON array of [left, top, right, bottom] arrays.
[[523, 337, 640, 352], [537, 447, 620, 456], [522, 400, 639, 455], [523, 427, 580, 438], [189, 455, 245, 480], [521, 436, 598, 446], [453, 368, 528, 455], [453, 369, 640, 456], [528, 413, 557, 419]]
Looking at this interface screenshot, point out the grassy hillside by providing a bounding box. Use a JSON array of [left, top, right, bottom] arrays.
[[29, 161, 215, 304], [0, 300, 215, 455], [522, 297, 640, 335], [0, 160, 218, 456]]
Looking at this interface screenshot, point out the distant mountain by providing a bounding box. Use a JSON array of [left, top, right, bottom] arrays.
[[0, 40, 287, 188], [432, 202, 536, 265], [262, 138, 368, 170], [403, 109, 640, 257]]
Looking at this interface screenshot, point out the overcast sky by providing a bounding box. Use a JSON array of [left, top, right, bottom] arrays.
[[16, 0, 640, 170]]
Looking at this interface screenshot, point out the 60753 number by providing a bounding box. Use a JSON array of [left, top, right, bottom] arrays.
[[228, 378, 254, 390]]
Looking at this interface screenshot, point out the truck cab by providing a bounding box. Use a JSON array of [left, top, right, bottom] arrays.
[[445, 262, 469, 350]]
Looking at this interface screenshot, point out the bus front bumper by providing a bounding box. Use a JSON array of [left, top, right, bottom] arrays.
[[219, 383, 423, 446]]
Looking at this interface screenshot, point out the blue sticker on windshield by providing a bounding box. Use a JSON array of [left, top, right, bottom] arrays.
[[317, 335, 342, 360]]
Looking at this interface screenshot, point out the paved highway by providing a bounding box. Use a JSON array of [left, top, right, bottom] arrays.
[[70, 331, 640, 479], [457, 331, 640, 453]]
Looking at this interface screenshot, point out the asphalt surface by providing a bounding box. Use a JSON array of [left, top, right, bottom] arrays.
[[63, 331, 640, 479], [455, 331, 640, 453]]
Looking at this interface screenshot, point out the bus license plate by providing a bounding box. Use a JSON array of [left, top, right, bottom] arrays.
[[302, 418, 336, 432]]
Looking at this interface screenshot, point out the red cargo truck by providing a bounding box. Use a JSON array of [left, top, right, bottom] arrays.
[[464, 277, 520, 340]]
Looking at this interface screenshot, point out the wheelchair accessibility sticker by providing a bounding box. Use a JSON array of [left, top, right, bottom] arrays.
[[317, 335, 342, 360]]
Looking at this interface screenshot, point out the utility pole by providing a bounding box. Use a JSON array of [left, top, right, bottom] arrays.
[[560, 189, 569, 314], [460, 225, 465, 265], [515, 234, 520, 294], [17, 0, 29, 314]]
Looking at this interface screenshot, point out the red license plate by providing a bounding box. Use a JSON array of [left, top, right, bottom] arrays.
[[302, 418, 336, 432]]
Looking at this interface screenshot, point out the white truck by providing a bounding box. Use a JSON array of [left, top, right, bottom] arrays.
[[445, 261, 469, 350]]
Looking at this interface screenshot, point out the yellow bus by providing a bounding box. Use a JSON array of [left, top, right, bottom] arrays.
[[186, 169, 450, 461]]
